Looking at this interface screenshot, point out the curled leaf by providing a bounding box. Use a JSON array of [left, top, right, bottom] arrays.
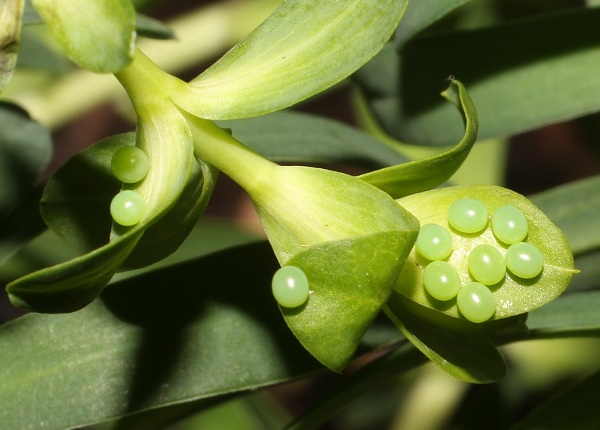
[[360, 78, 478, 198], [7, 97, 214, 312]]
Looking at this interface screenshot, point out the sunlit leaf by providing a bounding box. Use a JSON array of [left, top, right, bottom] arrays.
[[282, 231, 417, 371], [7, 103, 205, 312], [173, 0, 409, 119], [394, 185, 576, 320], [31, 0, 136, 73]]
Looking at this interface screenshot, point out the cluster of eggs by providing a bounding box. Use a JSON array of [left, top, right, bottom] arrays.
[[415, 198, 543, 323], [109, 146, 149, 226]]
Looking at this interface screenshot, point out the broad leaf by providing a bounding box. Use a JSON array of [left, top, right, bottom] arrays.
[[355, 8, 600, 145], [359, 79, 478, 198], [31, 0, 136, 73], [0, 243, 322, 430], [172, 0, 409, 120], [282, 231, 417, 371]]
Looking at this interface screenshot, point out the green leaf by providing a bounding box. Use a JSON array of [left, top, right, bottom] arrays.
[[219, 110, 409, 168], [31, 0, 136, 73], [135, 13, 175, 40], [385, 291, 507, 383], [359, 79, 478, 198], [511, 369, 600, 430], [16, 29, 71, 72], [40, 134, 127, 253], [7, 101, 204, 312], [521, 291, 600, 339], [0, 186, 47, 266], [0, 243, 323, 430], [172, 0, 409, 120], [121, 159, 217, 270], [0, 0, 23, 91], [394, 185, 577, 321], [395, 0, 471, 48], [0, 102, 52, 220], [282, 231, 417, 371], [531, 175, 600, 255], [355, 8, 600, 145]]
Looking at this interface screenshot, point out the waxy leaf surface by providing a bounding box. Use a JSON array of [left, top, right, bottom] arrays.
[[394, 185, 577, 321], [173, 0, 409, 119], [31, 0, 136, 72]]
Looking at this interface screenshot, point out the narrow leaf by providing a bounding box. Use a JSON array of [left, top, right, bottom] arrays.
[[220, 110, 409, 168], [0, 243, 323, 430], [359, 78, 478, 198], [355, 8, 600, 145], [395, 0, 472, 48], [31, 0, 136, 73], [135, 13, 175, 40], [173, 0, 409, 119], [520, 291, 600, 339], [531, 175, 600, 255]]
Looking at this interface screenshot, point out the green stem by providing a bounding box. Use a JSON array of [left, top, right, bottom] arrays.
[[115, 48, 278, 197], [114, 49, 184, 109], [184, 112, 278, 197]]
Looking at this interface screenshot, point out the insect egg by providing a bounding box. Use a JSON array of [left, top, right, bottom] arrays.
[[272, 266, 310, 308], [423, 261, 461, 301], [505, 242, 544, 279], [457, 282, 496, 323], [110, 190, 145, 226], [415, 223, 453, 261], [111, 146, 149, 183], [468, 244, 506, 285], [448, 198, 488, 233], [491, 205, 528, 244]]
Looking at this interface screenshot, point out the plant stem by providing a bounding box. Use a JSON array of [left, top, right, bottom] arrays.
[[184, 113, 278, 197]]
